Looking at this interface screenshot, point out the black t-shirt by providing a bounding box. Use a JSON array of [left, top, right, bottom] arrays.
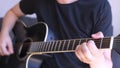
[[20, 0, 113, 68]]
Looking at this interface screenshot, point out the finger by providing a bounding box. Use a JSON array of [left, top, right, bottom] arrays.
[[7, 40, 14, 54], [91, 31, 104, 39], [81, 42, 93, 62], [87, 40, 100, 56], [75, 44, 87, 63], [0, 48, 4, 56], [76, 43, 92, 63], [0, 42, 6, 56], [75, 45, 82, 61], [2, 45, 10, 56]]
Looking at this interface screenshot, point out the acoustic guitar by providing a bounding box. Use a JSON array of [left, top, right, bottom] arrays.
[[6, 20, 120, 68]]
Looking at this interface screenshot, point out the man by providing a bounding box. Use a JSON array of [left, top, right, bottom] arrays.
[[0, 0, 113, 68]]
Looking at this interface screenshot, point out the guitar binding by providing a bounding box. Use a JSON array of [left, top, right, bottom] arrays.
[[17, 38, 32, 61]]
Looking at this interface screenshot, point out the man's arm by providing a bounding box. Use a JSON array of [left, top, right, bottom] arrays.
[[0, 3, 25, 56], [1, 3, 24, 34]]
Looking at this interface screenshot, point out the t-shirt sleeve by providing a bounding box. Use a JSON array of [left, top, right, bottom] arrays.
[[93, 0, 113, 36], [19, 0, 36, 14]]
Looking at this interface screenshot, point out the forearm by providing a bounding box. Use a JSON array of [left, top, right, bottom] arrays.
[[1, 10, 19, 34], [1, 3, 24, 35]]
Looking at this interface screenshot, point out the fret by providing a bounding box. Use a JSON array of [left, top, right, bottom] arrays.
[[34, 42, 38, 52], [30, 42, 36, 52], [46, 42, 51, 52], [52, 41, 57, 51], [35, 42, 38, 52], [35, 42, 40, 51], [47, 42, 51, 52], [44, 42, 48, 52], [62, 40, 66, 51], [58, 40, 64, 51], [39, 42, 42, 52], [41, 42, 44, 52], [80, 39, 87, 44], [50, 41, 55, 51], [63, 40, 70, 51], [91, 39, 100, 48], [54, 41, 58, 51], [40, 42, 44, 52], [72, 40, 75, 50], [57, 41, 62, 51], [67, 40, 70, 50], [71, 39, 81, 50], [36, 42, 39, 51], [32, 43, 35, 52], [43, 43, 47, 52], [36, 42, 39, 52], [41, 43, 45, 52], [46, 42, 50, 52], [67, 40, 74, 50], [100, 38, 103, 49], [101, 37, 111, 48], [73, 39, 81, 50], [78, 39, 81, 45], [42, 42, 46, 52], [110, 37, 114, 49], [51, 41, 56, 51]]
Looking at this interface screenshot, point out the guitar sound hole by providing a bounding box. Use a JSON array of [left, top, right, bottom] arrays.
[[19, 38, 31, 59]]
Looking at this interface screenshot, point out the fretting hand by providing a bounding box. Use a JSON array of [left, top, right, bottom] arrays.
[[75, 32, 113, 68]]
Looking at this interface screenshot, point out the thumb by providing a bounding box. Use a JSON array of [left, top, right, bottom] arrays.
[[91, 31, 104, 39]]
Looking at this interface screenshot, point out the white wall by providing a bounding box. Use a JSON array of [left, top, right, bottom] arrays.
[[0, 0, 20, 17], [0, 0, 120, 36], [109, 0, 120, 36]]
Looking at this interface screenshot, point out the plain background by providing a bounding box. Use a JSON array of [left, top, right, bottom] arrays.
[[0, 0, 120, 36]]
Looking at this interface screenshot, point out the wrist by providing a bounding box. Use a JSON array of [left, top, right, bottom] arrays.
[[90, 61, 112, 68], [1, 29, 10, 35]]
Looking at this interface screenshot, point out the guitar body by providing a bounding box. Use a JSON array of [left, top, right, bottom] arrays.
[[5, 20, 54, 68]]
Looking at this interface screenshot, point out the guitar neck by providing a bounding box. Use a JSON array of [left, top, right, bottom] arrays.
[[28, 37, 114, 54]]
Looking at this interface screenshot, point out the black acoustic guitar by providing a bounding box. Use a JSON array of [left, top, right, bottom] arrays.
[[5, 20, 120, 68]]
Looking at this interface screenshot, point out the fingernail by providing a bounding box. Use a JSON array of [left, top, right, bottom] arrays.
[[92, 34, 96, 37], [88, 40, 95, 45]]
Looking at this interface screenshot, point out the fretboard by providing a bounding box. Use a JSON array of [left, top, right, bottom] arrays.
[[28, 37, 114, 54]]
